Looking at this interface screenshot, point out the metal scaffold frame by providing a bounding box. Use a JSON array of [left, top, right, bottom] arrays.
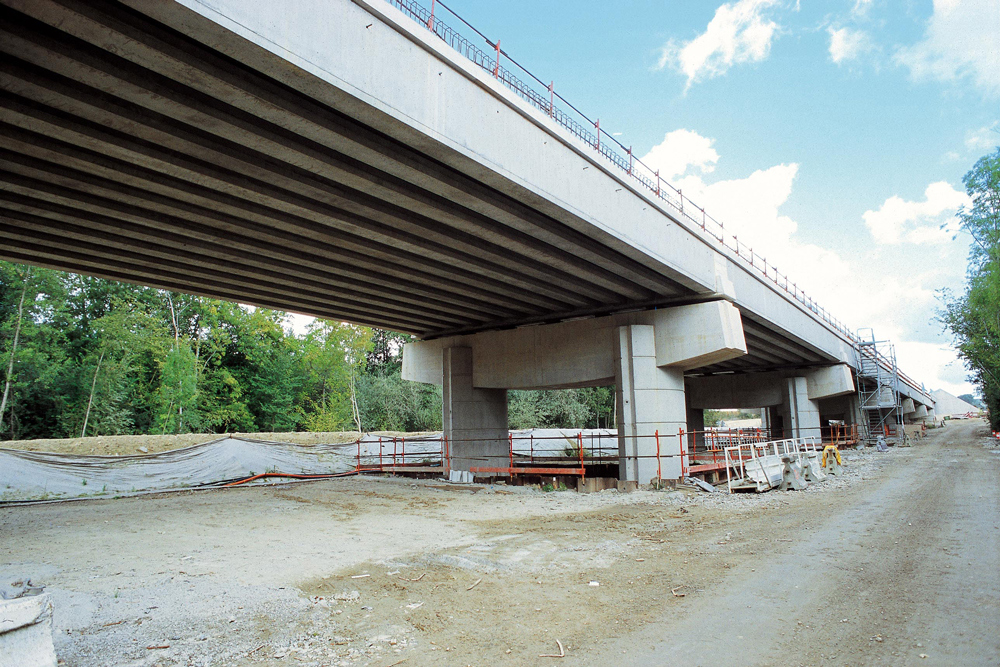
[[854, 328, 902, 443]]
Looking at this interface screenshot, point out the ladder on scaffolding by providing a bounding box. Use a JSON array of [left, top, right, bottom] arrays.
[[854, 328, 902, 444]]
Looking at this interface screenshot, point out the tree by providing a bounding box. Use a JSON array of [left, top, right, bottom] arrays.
[[300, 321, 373, 432], [941, 149, 1000, 429], [0, 265, 30, 432]]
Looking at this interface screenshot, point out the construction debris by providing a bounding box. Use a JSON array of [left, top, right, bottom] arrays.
[[539, 639, 565, 658], [684, 476, 719, 493]]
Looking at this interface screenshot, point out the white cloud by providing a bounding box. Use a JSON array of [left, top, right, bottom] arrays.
[[965, 121, 1000, 150], [863, 181, 969, 244], [851, 0, 875, 18], [827, 27, 868, 64], [640, 127, 973, 394], [895, 340, 976, 396], [640, 129, 720, 180], [895, 0, 1000, 96], [656, 0, 782, 89], [675, 163, 801, 241]]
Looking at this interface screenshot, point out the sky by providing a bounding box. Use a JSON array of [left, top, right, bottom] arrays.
[[298, 0, 999, 396], [451, 0, 1000, 397]]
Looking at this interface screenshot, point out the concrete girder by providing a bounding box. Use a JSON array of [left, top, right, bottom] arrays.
[[403, 302, 747, 390], [6, 0, 683, 296], [0, 25, 661, 305], [0, 132, 534, 317], [685, 364, 854, 410]]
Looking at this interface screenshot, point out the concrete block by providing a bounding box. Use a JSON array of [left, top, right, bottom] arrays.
[[631, 386, 686, 421], [805, 365, 855, 400], [578, 477, 617, 493], [448, 470, 474, 484], [0, 594, 57, 667], [778, 455, 808, 491], [616, 480, 638, 493], [622, 324, 657, 359], [653, 301, 747, 370]]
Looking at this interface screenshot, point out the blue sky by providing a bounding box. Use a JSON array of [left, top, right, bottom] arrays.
[[423, 0, 997, 396]]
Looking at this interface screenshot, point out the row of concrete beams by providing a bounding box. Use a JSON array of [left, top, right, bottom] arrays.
[[0, 0, 697, 338], [0, 0, 930, 396], [0, 0, 841, 377]]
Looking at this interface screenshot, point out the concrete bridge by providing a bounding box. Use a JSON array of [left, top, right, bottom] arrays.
[[0, 0, 934, 482]]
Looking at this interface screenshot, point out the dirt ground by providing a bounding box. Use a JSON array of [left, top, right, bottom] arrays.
[[0, 431, 430, 456], [1, 420, 997, 666]]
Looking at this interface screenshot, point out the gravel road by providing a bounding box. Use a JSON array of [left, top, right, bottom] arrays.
[[1, 420, 996, 666], [588, 419, 1000, 666]]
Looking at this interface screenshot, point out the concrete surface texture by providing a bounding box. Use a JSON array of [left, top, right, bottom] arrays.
[[614, 324, 686, 482], [0, 421, 995, 666], [441, 347, 508, 471], [930, 388, 981, 417], [0, 593, 57, 667]]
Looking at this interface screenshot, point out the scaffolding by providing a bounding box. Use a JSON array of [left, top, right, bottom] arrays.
[[854, 328, 902, 443]]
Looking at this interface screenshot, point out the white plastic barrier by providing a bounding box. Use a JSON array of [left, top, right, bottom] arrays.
[[725, 436, 824, 493]]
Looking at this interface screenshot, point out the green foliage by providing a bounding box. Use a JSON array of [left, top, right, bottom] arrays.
[[941, 149, 1000, 429], [508, 388, 607, 430], [703, 408, 761, 427], [357, 372, 442, 432], [154, 343, 201, 434], [0, 260, 622, 439], [300, 320, 373, 432]]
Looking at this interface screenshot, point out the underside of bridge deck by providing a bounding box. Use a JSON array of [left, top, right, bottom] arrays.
[[0, 0, 709, 339]]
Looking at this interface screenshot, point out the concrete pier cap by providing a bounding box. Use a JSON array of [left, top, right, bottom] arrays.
[[402, 301, 747, 480]]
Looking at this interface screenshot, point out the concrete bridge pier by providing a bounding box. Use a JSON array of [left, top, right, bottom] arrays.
[[403, 301, 748, 481], [614, 324, 686, 483], [780, 376, 822, 440], [442, 347, 508, 472]]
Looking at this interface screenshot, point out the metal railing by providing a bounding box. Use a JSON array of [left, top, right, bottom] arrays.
[[384, 0, 860, 344], [724, 435, 822, 492]]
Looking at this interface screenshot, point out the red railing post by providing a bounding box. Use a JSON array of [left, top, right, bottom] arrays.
[[627, 146, 632, 176], [595, 118, 600, 151], [548, 81, 554, 117], [655, 170, 660, 196], [679, 428, 687, 478], [427, 0, 436, 31], [493, 39, 500, 78], [655, 429, 661, 480]]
